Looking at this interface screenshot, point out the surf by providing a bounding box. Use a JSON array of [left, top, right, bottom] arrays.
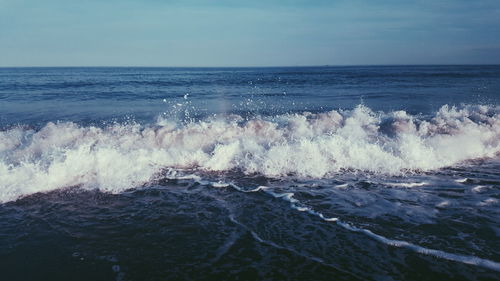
[[0, 104, 499, 203]]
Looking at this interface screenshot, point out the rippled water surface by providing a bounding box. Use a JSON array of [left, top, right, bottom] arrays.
[[0, 66, 499, 280]]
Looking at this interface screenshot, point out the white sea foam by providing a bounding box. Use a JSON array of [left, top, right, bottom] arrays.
[[335, 183, 349, 189], [436, 201, 451, 208], [386, 182, 428, 188], [0, 104, 499, 203], [472, 185, 489, 193], [478, 198, 498, 206]]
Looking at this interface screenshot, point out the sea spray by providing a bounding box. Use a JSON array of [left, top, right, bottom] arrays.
[[0, 104, 498, 203]]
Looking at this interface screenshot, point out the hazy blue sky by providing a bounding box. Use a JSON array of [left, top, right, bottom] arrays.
[[1, 0, 499, 66]]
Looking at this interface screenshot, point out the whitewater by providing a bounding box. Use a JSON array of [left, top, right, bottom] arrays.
[[1, 104, 498, 203]]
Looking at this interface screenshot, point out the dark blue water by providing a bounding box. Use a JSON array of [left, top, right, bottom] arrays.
[[1, 65, 498, 127], [0, 66, 499, 280]]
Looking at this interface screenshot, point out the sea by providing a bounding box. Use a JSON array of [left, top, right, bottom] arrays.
[[0, 65, 499, 281]]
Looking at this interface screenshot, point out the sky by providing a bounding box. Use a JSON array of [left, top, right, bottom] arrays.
[[0, 0, 499, 66]]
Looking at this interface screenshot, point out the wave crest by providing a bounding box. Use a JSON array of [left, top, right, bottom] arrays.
[[0, 104, 499, 202]]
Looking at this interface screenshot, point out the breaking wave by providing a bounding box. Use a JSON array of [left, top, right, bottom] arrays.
[[0, 104, 499, 203]]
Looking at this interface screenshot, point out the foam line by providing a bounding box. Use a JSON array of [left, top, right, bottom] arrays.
[[242, 184, 500, 272], [337, 221, 500, 272], [227, 215, 359, 279]]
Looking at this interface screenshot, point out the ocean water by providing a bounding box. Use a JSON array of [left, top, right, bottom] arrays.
[[0, 65, 499, 281]]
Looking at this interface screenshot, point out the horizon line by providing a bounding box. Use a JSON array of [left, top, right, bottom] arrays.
[[1, 63, 500, 68]]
